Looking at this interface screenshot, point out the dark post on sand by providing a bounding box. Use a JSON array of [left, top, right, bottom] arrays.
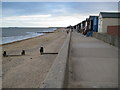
[[40, 47, 44, 55], [21, 50, 25, 55], [3, 51, 7, 57]]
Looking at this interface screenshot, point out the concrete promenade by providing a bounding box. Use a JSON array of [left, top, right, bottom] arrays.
[[68, 31, 118, 88]]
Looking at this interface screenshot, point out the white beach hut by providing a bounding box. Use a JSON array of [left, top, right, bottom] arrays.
[[98, 12, 120, 33]]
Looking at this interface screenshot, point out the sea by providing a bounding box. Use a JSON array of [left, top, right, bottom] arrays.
[[1, 27, 57, 45]]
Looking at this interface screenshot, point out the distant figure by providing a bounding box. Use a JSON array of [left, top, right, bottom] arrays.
[[71, 29, 73, 32], [21, 50, 25, 55], [3, 51, 7, 57], [40, 47, 44, 55], [66, 30, 69, 34]]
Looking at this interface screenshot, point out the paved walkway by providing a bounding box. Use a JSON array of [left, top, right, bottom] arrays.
[[68, 31, 118, 88]]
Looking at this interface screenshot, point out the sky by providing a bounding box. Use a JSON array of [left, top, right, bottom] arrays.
[[1, 2, 118, 27]]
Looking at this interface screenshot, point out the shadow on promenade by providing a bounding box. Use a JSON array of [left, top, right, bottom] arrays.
[[42, 52, 58, 55]]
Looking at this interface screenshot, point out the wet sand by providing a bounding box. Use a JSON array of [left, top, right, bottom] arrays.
[[2, 28, 67, 88]]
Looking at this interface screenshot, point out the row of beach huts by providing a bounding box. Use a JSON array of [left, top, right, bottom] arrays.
[[67, 12, 120, 37]]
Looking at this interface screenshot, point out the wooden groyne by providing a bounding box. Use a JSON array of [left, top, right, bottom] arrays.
[[37, 32, 54, 33]]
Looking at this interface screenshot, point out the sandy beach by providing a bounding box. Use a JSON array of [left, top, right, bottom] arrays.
[[2, 28, 67, 88]]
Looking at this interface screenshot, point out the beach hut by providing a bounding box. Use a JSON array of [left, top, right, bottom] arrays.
[[73, 25, 75, 30], [88, 16, 99, 32], [93, 16, 99, 32], [76, 23, 81, 32], [98, 12, 120, 33], [83, 18, 90, 35], [81, 20, 86, 34], [76, 24, 79, 30], [85, 16, 99, 37], [107, 25, 120, 36], [66, 25, 72, 29], [76, 24, 79, 31]]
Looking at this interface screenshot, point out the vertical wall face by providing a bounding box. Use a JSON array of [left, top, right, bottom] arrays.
[[107, 26, 120, 36], [102, 18, 119, 33], [85, 22, 87, 30], [93, 17, 98, 32], [98, 14, 103, 32], [81, 23, 83, 29]]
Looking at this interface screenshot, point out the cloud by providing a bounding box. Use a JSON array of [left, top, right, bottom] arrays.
[[20, 14, 51, 18], [2, 14, 52, 20], [2, 2, 118, 27], [2, 0, 120, 2], [2, 14, 88, 27]]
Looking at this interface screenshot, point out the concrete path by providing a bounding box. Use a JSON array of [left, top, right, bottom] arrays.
[[68, 31, 118, 88]]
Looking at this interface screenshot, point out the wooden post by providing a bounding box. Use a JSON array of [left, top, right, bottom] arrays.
[[40, 47, 44, 55], [3, 51, 7, 57], [21, 50, 25, 55]]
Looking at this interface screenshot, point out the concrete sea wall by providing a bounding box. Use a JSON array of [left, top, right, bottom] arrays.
[[40, 30, 71, 88], [93, 32, 120, 48]]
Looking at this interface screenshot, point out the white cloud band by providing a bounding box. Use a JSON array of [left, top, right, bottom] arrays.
[[2, 0, 120, 2], [2, 14, 88, 27]]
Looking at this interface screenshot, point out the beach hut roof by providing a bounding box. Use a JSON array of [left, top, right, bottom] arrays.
[[89, 16, 98, 20], [100, 12, 120, 18], [82, 20, 86, 23]]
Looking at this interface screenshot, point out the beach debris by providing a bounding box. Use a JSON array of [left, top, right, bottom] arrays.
[[40, 47, 44, 55], [3, 51, 7, 57], [21, 50, 25, 55]]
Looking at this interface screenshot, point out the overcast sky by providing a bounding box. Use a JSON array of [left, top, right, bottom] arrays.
[[2, 2, 118, 27]]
